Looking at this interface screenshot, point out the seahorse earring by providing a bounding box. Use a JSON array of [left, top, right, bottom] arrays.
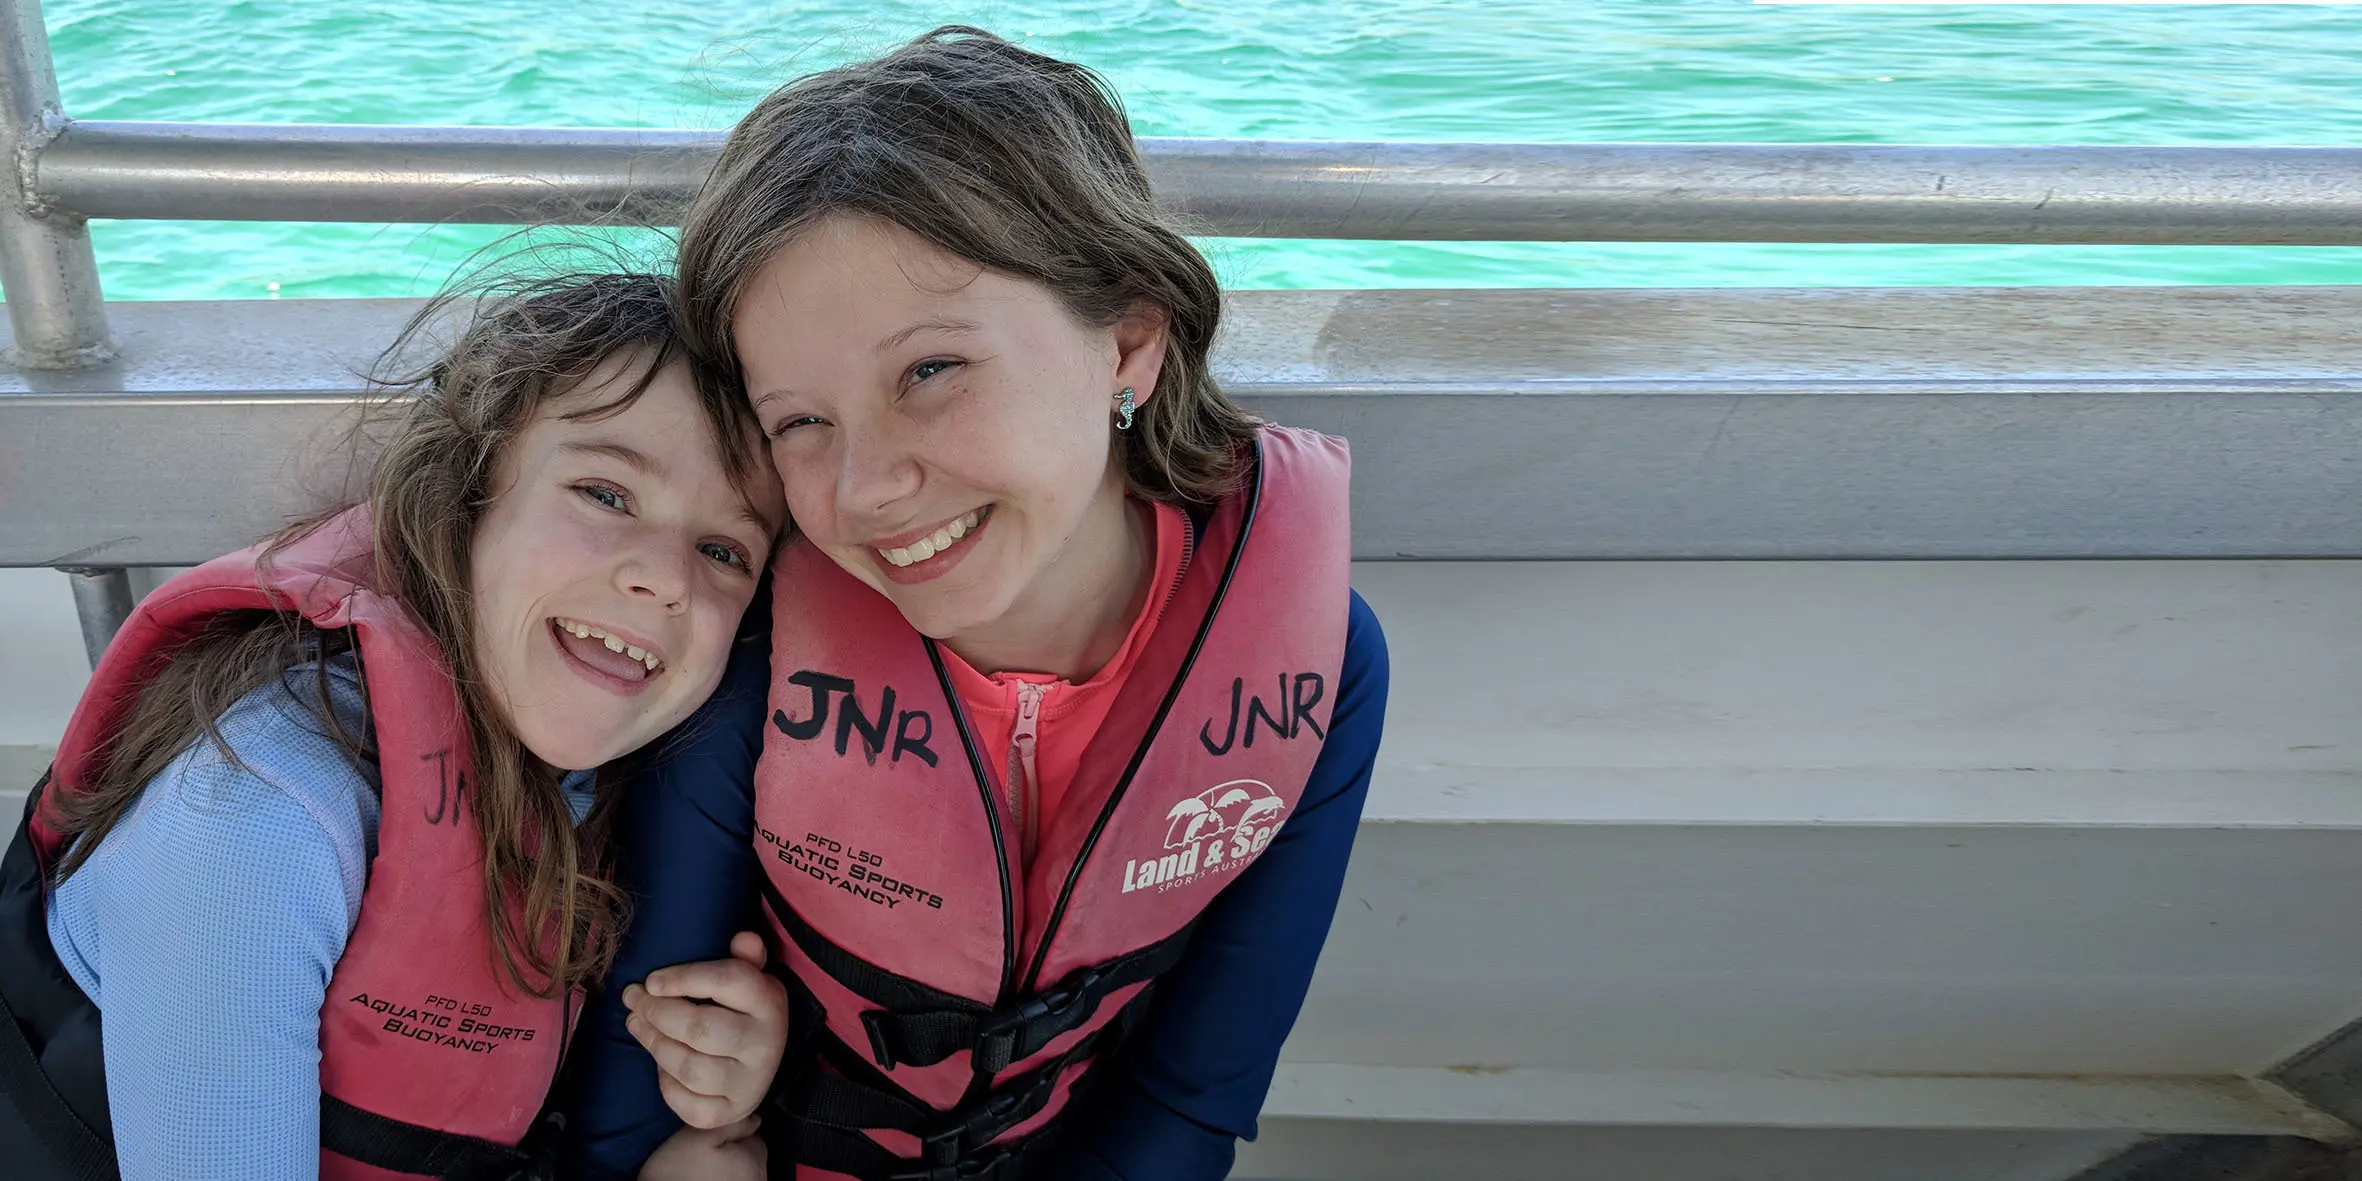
[[1114, 387, 1137, 430]]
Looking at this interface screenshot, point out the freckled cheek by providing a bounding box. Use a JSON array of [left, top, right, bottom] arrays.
[[950, 381, 1042, 457], [479, 521, 614, 652], [515, 530, 628, 618], [780, 472, 841, 547], [467, 548, 536, 652], [468, 591, 541, 705], [672, 591, 742, 692], [694, 575, 753, 627]]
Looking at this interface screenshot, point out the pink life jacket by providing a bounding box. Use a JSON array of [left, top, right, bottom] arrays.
[[751, 427, 1352, 1179], [9, 508, 575, 1181]]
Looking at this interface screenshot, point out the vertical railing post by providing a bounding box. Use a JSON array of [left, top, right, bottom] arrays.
[[6, 0, 123, 666], [61, 566, 130, 666], [0, 0, 109, 369]]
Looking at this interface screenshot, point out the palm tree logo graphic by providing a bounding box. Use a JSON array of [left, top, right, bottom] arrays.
[[1163, 779, 1282, 850]]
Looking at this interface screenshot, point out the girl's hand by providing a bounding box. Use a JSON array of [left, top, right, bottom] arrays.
[[623, 930, 791, 1128], [636, 1116, 766, 1181]]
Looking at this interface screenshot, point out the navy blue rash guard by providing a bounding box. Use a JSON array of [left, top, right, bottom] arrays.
[[564, 581, 1388, 1181]]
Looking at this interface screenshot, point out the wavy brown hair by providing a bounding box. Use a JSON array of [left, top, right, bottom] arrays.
[[48, 270, 765, 997], [675, 25, 1260, 506]]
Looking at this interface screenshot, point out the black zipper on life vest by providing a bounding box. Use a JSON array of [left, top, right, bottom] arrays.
[[924, 637, 1021, 1008], [1017, 439, 1266, 994]]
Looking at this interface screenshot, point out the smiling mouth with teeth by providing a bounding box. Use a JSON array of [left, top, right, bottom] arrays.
[[877, 507, 987, 569], [550, 616, 664, 678]]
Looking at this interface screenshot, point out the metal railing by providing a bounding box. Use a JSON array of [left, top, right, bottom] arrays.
[[3, 0, 2360, 663], [0, 0, 107, 370], [34, 121, 2362, 245]]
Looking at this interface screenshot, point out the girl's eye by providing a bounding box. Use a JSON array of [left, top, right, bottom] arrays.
[[908, 358, 958, 385], [699, 540, 752, 571], [767, 415, 824, 439], [577, 483, 627, 510]]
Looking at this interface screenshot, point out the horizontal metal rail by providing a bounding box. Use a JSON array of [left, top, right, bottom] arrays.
[[30, 121, 2362, 244], [8, 286, 2360, 567]]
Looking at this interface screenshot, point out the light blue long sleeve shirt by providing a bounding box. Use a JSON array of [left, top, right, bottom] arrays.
[[45, 650, 594, 1181]]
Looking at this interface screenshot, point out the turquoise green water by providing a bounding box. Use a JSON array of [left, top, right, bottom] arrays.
[[47, 0, 2362, 298]]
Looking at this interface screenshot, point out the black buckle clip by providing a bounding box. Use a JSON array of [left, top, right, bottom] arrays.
[[860, 1009, 902, 1071], [919, 1066, 1064, 1164], [972, 968, 1106, 1073], [889, 1146, 1016, 1181], [503, 1109, 567, 1181]]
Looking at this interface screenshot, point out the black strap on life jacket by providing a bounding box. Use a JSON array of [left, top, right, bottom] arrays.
[[767, 970, 1153, 1181], [319, 1098, 565, 1181], [0, 770, 115, 1181], [761, 873, 1197, 1075], [858, 934, 1186, 1076], [0, 979, 114, 1181], [773, 1113, 1064, 1181]]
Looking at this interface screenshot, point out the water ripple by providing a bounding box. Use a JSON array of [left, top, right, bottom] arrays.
[[43, 0, 2362, 296]]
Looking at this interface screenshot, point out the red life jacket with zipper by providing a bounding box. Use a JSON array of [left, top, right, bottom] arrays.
[[0, 508, 574, 1181], [752, 427, 1352, 1179]]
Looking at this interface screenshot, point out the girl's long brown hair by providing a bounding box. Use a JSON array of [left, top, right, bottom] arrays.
[[674, 25, 1261, 507], [47, 269, 764, 997]]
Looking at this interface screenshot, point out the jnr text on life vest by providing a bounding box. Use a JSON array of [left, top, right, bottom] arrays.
[[1199, 672, 1326, 756], [772, 669, 940, 767]]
